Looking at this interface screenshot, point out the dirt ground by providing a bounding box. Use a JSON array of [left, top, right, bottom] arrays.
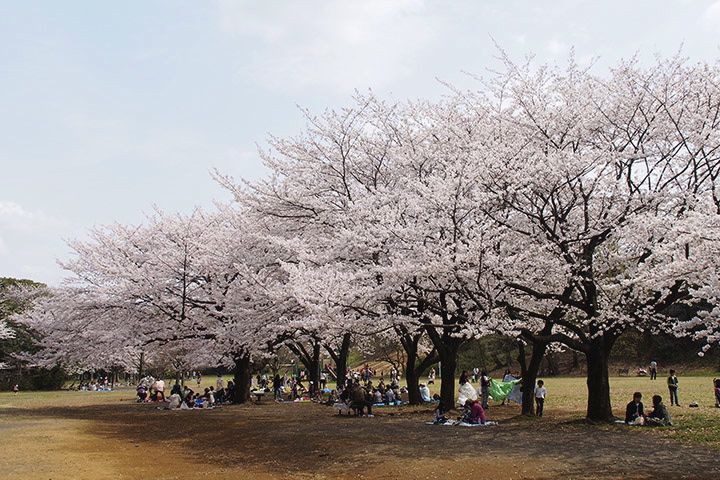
[[1, 392, 718, 480]]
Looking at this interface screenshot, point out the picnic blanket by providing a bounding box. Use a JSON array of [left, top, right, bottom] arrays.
[[373, 400, 405, 407], [425, 420, 498, 427]]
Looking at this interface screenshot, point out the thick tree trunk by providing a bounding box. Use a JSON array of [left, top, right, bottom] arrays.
[[519, 342, 547, 416], [585, 339, 614, 422], [404, 341, 421, 405], [439, 352, 458, 408], [325, 333, 351, 389], [307, 341, 321, 396], [232, 353, 252, 404]]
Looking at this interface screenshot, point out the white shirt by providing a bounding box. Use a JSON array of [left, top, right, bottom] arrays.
[[155, 380, 165, 392], [534, 386, 547, 399], [168, 393, 181, 409]]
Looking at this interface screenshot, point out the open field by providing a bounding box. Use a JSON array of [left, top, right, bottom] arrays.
[[1, 375, 719, 480]]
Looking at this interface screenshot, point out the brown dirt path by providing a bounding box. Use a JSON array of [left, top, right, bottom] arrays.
[[1, 401, 717, 479]]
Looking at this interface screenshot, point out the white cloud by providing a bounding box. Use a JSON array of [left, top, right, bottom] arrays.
[[546, 39, 569, 56], [216, 0, 442, 92], [0, 200, 62, 232], [702, 1, 720, 29]]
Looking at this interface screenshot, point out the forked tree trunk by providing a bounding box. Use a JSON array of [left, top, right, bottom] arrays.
[[289, 339, 322, 396], [398, 328, 438, 405], [325, 333, 351, 389]]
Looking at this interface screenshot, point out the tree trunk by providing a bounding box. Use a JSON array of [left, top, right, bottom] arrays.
[[404, 340, 421, 405], [585, 338, 614, 422], [290, 339, 321, 396], [232, 353, 252, 404], [307, 341, 321, 396], [138, 352, 145, 378], [519, 341, 546, 416], [439, 352, 458, 408], [325, 333, 351, 389]]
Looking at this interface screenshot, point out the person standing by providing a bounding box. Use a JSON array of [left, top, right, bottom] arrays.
[[534, 380, 547, 417], [480, 371, 491, 409], [155, 378, 165, 401], [713, 378, 720, 408], [427, 367, 436, 385], [216, 374, 224, 391], [667, 369, 680, 406], [12, 384, 19, 395], [319, 370, 327, 390], [649, 359, 657, 380]]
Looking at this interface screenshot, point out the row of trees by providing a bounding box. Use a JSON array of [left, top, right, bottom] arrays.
[[11, 54, 720, 421]]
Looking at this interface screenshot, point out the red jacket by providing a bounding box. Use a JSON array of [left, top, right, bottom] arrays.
[[470, 402, 486, 423]]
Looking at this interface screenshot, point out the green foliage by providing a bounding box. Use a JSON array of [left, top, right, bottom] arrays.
[[0, 277, 66, 390], [458, 336, 519, 373]]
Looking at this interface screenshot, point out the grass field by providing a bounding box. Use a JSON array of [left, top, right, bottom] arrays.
[[1, 374, 719, 479]]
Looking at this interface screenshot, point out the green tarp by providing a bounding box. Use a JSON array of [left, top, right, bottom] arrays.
[[489, 379, 520, 402]]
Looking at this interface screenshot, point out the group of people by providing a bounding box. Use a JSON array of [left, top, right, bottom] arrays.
[[433, 394, 488, 425], [329, 378, 411, 416], [77, 380, 112, 392], [624, 392, 672, 426], [135, 375, 236, 410]]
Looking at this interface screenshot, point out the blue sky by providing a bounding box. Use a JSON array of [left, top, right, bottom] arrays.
[[2, 0, 720, 285]]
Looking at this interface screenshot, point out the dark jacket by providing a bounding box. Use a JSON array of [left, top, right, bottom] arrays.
[[648, 403, 672, 426], [625, 400, 644, 423]]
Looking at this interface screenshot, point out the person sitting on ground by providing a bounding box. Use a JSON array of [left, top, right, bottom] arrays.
[[167, 392, 182, 409], [183, 392, 194, 409], [385, 386, 396, 404], [205, 387, 215, 408], [419, 383, 432, 403], [433, 396, 448, 424], [136, 385, 148, 403], [373, 388, 383, 404], [170, 382, 182, 397], [214, 387, 225, 404], [467, 399, 487, 425], [350, 381, 373, 417], [226, 380, 236, 403], [625, 392, 645, 425], [646, 395, 672, 426], [324, 389, 339, 406], [459, 399, 474, 423]]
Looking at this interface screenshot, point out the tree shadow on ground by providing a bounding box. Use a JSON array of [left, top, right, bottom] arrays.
[[1, 402, 715, 479]]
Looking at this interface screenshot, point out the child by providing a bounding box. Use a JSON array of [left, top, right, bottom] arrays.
[[534, 380, 547, 417], [667, 369, 680, 406], [433, 396, 448, 424]]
